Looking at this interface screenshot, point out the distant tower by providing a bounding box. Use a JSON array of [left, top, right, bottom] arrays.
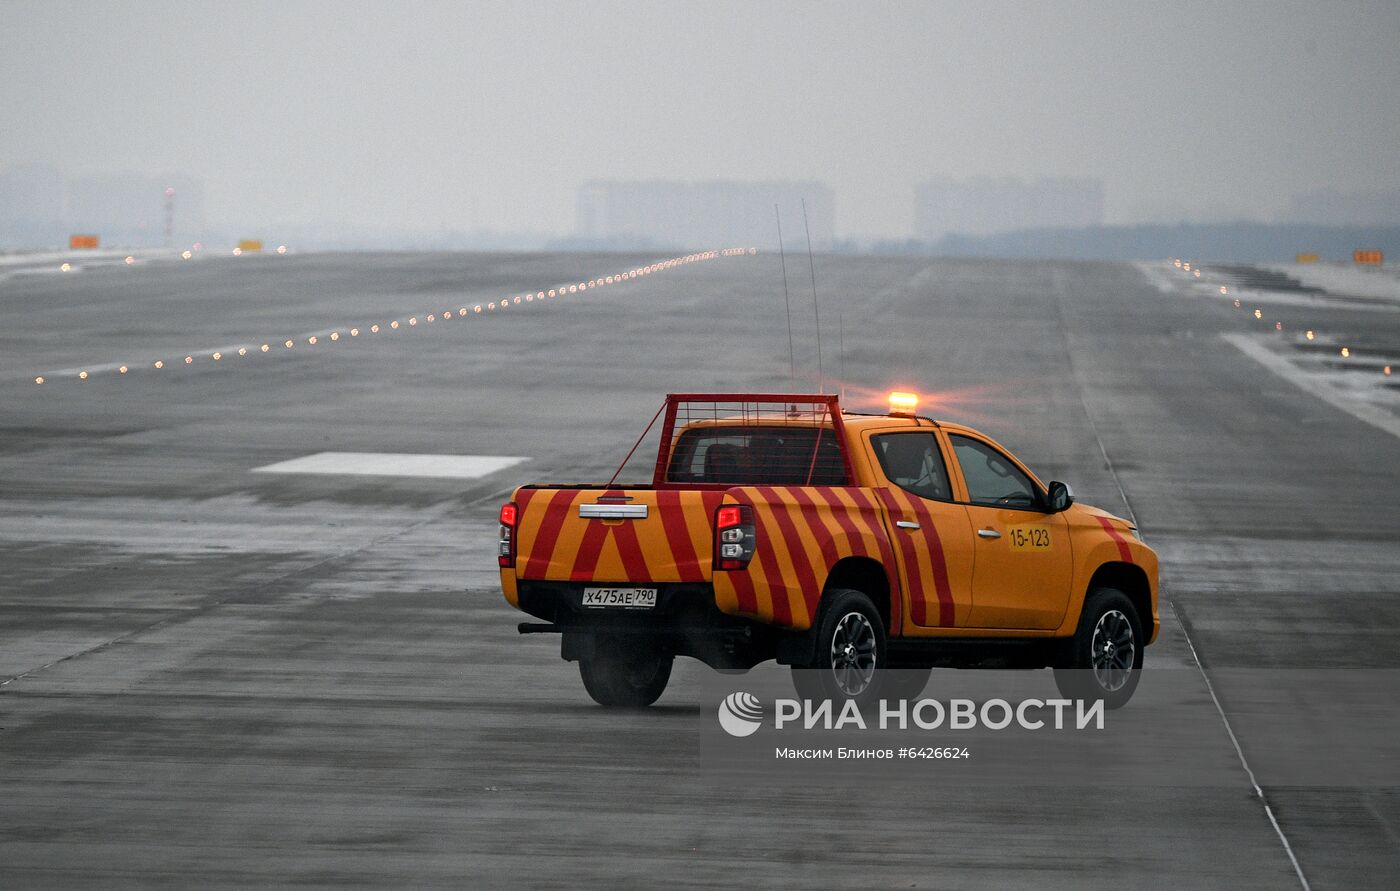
[[163, 186, 176, 248]]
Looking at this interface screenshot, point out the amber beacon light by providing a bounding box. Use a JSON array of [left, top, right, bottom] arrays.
[[888, 391, 920, 416]]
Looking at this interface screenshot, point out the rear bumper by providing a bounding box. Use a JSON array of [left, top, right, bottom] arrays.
[[514, 580, 776, 669]]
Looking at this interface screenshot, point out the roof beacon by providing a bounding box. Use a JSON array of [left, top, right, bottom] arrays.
[[888, 391, 919, 417]]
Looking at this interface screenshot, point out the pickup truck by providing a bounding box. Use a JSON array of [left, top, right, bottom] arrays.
[[499, 393, 1158, 709]]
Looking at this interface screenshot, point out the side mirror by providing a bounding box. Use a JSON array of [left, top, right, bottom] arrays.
[[1046, 481, 1074, 513]]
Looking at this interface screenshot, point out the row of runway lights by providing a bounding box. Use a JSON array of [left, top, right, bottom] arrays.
[[34, 248, 757, 385], [57, 244, 289, 272], [1171, 258, 1393, 377]]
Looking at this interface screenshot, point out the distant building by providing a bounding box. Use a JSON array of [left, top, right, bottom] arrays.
[[576, 180, 835, 250], [913, 176, 1105, 241], [1285, 189, 1400, 226], [0, 163, 67, 224], [0, 164, 70, 247]]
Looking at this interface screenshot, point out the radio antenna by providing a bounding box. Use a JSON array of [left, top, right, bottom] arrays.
[[802, 197, 823, 394], [838, 308, 845, 402], [774, 204, 796, 387]]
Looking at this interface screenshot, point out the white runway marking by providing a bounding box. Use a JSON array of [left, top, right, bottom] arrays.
[[1133, 260, 1400, 313], [1223, 333, 1400, 441], [252, 452, 528, 479]]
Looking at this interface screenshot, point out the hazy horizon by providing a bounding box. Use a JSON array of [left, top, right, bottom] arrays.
[[4, 1, 1399, 240]]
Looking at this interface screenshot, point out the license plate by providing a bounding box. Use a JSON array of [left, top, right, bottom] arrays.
[[582, 587, 658, 609]]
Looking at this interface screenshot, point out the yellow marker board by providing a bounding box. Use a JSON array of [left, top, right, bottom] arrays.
[[1295, 252, 1319, 264], [238, 240, 264, 253]]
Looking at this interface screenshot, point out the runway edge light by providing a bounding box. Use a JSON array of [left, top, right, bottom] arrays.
[[23, 247, 753, 394]]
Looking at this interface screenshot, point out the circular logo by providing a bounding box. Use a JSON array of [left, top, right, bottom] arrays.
[[718, 691, 764, 738]]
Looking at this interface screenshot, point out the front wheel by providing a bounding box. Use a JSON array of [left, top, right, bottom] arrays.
[[1053, 588, 1143, 709], [579, 640, 673, 708], [790, 588, 887, 709]]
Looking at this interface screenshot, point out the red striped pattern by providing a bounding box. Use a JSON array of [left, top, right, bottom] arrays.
[[874, 489, 956, 627], [784, 487, 847, 626], [837, 488, 905, 632], [1095, 515, 1134, 562], [568, 510, 652, 581], [901, 493, 955, 626], [755, 486, 819, 626], [515, 489, 725, 584], [510, 483, 928, 635], [876, 489, 928, 625], [655, 489, 704, 582], [520, 489, 578, 579], [725, 490, 768, 615]]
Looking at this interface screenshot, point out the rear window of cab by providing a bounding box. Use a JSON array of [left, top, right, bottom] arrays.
[[666, 425, 847, 485]]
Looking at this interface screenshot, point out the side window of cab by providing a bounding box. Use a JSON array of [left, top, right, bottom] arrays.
[[871, 432, 952, 502], [949, 435, 1040, 509]]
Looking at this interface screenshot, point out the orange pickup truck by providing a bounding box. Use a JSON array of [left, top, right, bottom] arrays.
[[499, 393, 1157, 709]]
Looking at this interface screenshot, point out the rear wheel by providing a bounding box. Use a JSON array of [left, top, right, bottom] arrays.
[[790, 588, 887, 709], [1053, 588, 1143, 709], [579, 640, 673, 708], [881, 666, 933, 702]]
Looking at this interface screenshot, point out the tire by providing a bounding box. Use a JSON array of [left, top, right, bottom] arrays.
[[789, 588, 887, 709], [578, 638, 673, 708], [1053, 587, 1143, 709], [881, 666, 932, 702]]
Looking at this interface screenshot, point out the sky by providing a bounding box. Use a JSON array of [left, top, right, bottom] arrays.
[[3, 0, 1399, 239]]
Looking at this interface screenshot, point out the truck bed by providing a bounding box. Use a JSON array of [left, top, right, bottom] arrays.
[[512, 486, 728, 584], [506, 482, 899, 633]]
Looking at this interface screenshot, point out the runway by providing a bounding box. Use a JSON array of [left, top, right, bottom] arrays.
[[2, 249, 1398, 887]]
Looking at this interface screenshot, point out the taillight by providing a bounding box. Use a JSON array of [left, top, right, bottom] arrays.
[[498, 502, 518, 568], [714, 503, 756, 571]]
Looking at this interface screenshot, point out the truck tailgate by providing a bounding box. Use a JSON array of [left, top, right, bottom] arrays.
[[513, 488, 728, 583]]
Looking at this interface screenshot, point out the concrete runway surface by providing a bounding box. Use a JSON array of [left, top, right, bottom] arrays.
[[2, 250, 1398, 888]]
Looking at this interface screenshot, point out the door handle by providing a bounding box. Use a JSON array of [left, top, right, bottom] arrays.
[[895, 520, 921, 530], [977, 528, 1002, 539]]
